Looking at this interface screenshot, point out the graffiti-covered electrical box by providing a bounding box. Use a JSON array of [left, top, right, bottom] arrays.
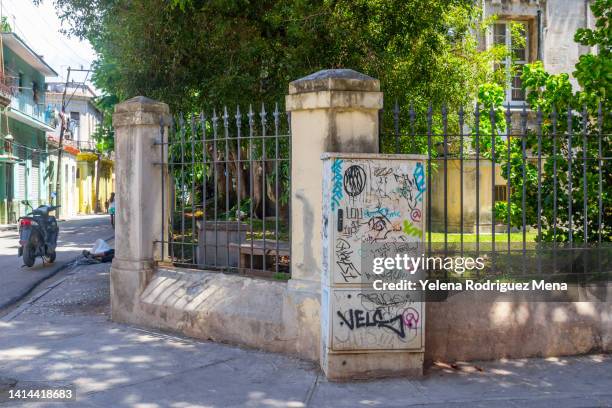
[[321, 153, 426, 378]]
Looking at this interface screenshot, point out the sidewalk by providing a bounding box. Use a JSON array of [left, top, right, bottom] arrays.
[[0, 262, 610, 408]]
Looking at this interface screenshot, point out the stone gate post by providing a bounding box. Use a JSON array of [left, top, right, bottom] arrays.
[[284, 69, 382, 362], [110, 96, 171, 323]]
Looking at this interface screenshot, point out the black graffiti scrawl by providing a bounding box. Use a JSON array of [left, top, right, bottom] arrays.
[[343, 165, 366, 197]]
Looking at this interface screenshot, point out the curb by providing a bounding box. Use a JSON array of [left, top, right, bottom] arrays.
[[0, 234, 115, 311]]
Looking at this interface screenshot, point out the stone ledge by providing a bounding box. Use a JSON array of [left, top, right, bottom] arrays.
[[113, 96, 172, 127], [286, 90, 383, 111], [289, 69, 380, 94]]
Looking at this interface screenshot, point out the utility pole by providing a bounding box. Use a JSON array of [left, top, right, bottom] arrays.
[[54, 67, 90, 218], [54, 67, 70, 218]]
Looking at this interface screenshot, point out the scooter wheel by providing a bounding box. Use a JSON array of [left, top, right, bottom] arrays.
[[22, 245, 36, 267], [43, 251, 56, 263]]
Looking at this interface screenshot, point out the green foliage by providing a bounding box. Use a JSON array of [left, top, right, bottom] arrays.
[[475, 0, 611, 243], [477, 82, 506, 138], [1, 16, 11, 32], [42, 0, 498, 119], [90, 94, 117, 154], [573, 0, 611, 101]]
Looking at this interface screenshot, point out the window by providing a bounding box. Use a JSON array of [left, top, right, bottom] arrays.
[[70, 112, 80, 140], [493, 21, 529, 103]]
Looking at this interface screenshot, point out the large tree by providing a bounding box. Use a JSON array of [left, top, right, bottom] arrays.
[[39, 0, 498, 115], [39, 0, 507, 233]]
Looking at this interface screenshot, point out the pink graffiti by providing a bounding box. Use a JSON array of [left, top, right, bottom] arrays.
[[410, 209, 421, 222], [402, 307, 420, 329]]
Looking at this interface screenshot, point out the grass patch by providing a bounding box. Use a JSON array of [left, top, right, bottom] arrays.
[[429, 231, 537, 243]]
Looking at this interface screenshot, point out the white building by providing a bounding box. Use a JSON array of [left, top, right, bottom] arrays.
[[482, 0, 596, 105], [46, 82, 102, 151]]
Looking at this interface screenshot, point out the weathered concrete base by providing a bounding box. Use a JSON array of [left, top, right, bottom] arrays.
[[323, 352, 423, 381], [426, 289, 612, 363], [110, 266, 321, 362], [112, 265, 612, 374], [110, 258, 156, 323]]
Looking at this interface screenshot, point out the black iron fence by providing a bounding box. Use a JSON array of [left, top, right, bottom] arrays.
[[157, 98, 610, 285], [379, 101, 611, 284], [158, 104, 291, 279]]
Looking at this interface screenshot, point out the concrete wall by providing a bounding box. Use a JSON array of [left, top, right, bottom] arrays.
[[426, 290, 612, 363]]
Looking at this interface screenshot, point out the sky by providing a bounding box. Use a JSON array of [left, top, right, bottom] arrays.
[[1, 0, 97, 89]]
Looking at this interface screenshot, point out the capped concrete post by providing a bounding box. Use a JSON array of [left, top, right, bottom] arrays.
[[110, 96, 171, 324], [283, 69, 382, 362], [286, 69, 382, 288]]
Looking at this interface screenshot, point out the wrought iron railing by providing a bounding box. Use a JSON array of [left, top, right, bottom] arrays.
[[379, 101, 611, 283], [157, 104, 291, 279]]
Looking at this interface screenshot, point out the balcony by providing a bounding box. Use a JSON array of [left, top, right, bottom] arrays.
[[8, 89, 55, 131], [73, 139, 98, 152]]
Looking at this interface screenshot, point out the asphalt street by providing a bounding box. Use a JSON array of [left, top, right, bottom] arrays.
[[0, 215, 114, 310]]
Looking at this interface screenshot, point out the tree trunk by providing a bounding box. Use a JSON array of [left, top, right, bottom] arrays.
[[252, 161, 264, 218]]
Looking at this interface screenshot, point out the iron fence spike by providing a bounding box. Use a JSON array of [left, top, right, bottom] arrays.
[[236, 105, 242, 127], [223, 106, 229, 129]]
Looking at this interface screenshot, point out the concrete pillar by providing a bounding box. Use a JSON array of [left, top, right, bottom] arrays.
[[285, 69, 382, 291], [281, 69, 382, 365], [110, 96, 171, 323]]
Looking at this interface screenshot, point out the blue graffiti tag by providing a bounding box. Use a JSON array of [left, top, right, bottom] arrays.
[[364, 207, 400, 218], [413, 162, 426, 202], [331, 159, 344, 210]]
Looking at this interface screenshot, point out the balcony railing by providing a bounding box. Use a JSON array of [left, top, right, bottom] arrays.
[[10, 89, 55, 127], [73, 139, 97, 152]]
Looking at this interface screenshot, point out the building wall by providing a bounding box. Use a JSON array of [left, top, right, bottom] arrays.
[[0, 119, 47, 224], [3, 46, 47, 108], [0, 38, 54, 224], [543, 0, 593, 86], [484, 0, 594, 88], [77, 160, 95, 213], [45, 94, 101, 144], [46, 152, 78, 219]]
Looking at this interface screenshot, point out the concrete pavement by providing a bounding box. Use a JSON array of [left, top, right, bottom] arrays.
[[0, 215, 114, 310], [0, 261, 610, 408]]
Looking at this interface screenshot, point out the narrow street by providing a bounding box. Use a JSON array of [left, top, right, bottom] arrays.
[[0, 215, 114, 310]]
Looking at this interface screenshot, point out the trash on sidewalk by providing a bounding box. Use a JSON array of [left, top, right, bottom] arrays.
[[79, 239, 115, 264]]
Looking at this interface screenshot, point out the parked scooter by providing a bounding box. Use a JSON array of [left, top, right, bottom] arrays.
[[17, 200, 60, 267]]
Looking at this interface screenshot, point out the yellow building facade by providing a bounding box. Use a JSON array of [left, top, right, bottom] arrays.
[[76, 152, 114, 214]]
